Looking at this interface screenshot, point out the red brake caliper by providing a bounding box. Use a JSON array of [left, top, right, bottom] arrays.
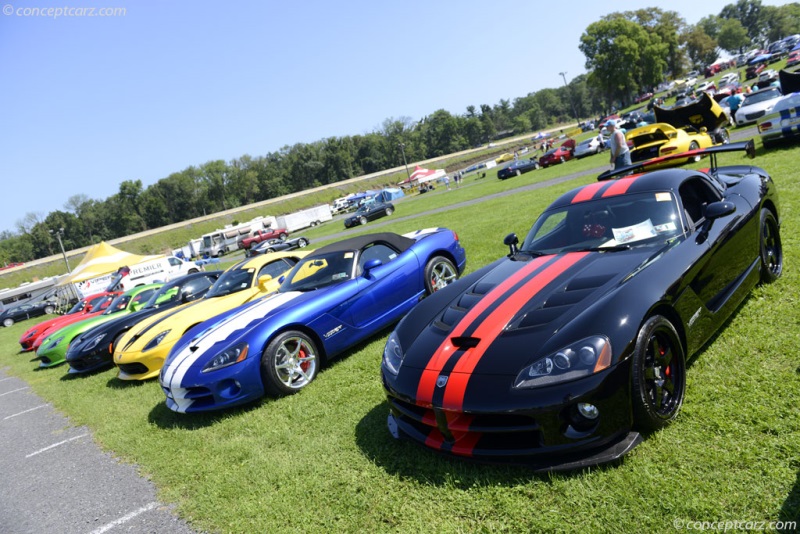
[[299, 347, 310, 372]]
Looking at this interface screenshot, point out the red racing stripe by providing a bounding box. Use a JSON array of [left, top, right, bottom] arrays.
[[415, 256, 552, 406], [601, 175, 641, 198], [441, 252, 589, 412], [571, 182, 606, 203]]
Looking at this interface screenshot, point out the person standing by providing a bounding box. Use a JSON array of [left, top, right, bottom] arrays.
[[607, 120, 631, 170]]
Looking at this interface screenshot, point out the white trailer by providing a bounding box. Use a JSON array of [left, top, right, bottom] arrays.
[[276, 205, 333, 233], [199, 216, 277, 257]]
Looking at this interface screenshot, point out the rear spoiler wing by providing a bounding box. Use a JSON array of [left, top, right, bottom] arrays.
[[597, 140, 756, 181]]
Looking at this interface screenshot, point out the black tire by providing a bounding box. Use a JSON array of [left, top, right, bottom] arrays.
[[631, 315, 686, 432], [759, 208, 782, 283], [297, 238, 308, 248], [44, 305, 55, 315], [559, 156, 565, 163], [359, 216, 367, 226], [266, 248, 275, 254], [688, 141, 701, 162], [188, 268, 199, 274], [3, 318, 14, 327], [423, 256, 458, 294], [515, 169, 521, 177], [385, 207, 393, 216], [279, 233, 287, 241], [260, 331, 319, 396]]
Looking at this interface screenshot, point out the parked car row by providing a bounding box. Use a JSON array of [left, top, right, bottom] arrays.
[[4, 139, 783, 470]]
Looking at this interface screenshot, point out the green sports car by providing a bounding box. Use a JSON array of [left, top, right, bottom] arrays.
[[35, 283, 163, 369]]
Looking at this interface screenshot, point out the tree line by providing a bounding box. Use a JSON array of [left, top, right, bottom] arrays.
[[2, 0, 797, 265]]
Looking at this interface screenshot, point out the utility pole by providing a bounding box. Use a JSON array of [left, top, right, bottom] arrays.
[[559, 71, 580, 125], [50, 227, 71, 273]]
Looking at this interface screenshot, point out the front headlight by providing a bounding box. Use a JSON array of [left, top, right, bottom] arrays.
[[45, 336, 64, 350], [82, 332, 107, 352], [202, 342, 249, 373], [513, 336, 612, 389], [143, 330, 171, 352], [382, 331, 404, 376]]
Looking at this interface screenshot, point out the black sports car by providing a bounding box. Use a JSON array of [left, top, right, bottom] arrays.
[[246, 236, 310, 257], [381, 141, 782, 470], [62, 271, 220, 373], [344, 201, 394, 228], [497, 159, 539, 180], [0, 299, 57, 327]]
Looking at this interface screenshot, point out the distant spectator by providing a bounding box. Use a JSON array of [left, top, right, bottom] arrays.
[[607, 120, 631, 170]]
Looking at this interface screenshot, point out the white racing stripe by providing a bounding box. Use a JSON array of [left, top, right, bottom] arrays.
[[164, 291, 303, 396]]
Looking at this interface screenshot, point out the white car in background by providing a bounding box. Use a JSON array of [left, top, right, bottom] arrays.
[[734, 86, 784, 126], [758, 92, 800, 147], [574, 136, 606, 158]]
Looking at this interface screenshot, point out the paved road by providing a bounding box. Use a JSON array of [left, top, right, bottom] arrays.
[[0, 126, 757, 534], [0, 367, 199, 534]]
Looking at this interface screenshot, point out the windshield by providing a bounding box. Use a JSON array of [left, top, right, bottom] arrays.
[[67, 299, 88, 314], [102, 294, 132, 315], [205, 269, 253, 298], [521, 191, 683, 254], [744, 89, 781, 105], [279, 251, 355, 292]]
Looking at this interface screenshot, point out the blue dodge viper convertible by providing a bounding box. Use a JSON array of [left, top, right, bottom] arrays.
[[160, 229, 467, 413]]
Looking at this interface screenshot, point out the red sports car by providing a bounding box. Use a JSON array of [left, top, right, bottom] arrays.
[[539, 139, 576, 168], [19, 291, 119, 351]]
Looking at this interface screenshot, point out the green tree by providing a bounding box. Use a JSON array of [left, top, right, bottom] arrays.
[[717, 17, 751, 53], [720, 0, 766, 43], [761, 4, 800, 42], [684, 25, 719, 69]]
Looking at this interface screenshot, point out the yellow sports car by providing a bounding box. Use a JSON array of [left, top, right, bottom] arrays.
[[627, 92, 731, 167], [113, 251, 308, 380]]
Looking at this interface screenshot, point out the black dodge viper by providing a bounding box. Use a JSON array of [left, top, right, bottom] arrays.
[[381, 141, 782, 470]]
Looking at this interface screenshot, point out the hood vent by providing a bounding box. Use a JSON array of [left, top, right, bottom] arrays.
[[433, 280, 496, 332], [517, 273, 616, 330]]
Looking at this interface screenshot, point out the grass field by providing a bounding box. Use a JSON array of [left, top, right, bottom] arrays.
[[1, 137, 799, 533]]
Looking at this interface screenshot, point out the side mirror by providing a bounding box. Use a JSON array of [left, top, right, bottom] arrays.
[[363, 258, 382, 276], [504, 233, 519, 256], [704, 200, 736, 220], [85, 304, 93, 313], [258, 274, 273, 290]]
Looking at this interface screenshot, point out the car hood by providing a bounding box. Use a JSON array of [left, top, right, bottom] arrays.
[[118, 287, 266, 354], [398, 248, 662, 376]]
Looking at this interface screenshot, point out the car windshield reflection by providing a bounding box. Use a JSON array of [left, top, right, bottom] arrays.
[[280, 251, 356, 292], [521, 192, 683, 254]]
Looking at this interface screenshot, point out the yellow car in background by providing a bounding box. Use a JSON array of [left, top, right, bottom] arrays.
[[113, 251, 309, 380], [627, 92, 731, 167], [495, 153, 514, 164]]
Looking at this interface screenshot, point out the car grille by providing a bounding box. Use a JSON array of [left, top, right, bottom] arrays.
[[389, 397, 543, 456], [69, 354, 107, 371], [745, 110, 766, 121], [118, 362, 149, 375]]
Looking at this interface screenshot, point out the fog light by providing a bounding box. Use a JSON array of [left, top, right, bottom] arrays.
[[577, 403, 599, 420]]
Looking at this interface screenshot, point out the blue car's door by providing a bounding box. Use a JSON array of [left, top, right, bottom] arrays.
[[347, 244, 422, 330]]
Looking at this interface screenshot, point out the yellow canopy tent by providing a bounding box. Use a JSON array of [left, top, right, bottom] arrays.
[[59, 242, 162, 285]]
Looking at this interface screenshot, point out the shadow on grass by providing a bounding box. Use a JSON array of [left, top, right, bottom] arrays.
[[779, 469, 800, 530], [106, 376, 148, 389], [353, 401, 628, 488], [59, 364, 115, 381], [147, 397, 269, 430]]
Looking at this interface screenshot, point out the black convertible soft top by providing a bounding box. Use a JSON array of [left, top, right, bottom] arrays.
[[309, 233, 415, 256]]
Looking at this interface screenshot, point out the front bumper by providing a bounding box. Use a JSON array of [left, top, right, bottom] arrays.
[[382, 358, 636, 468], [160, 357, 264, 413]]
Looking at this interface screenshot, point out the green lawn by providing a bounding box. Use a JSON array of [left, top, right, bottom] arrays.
[[1, 140, 799, 533]]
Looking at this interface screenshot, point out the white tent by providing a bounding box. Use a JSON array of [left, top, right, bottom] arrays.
[[399, 165, 447, 186]]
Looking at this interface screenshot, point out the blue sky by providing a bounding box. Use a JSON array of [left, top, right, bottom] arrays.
[[0, 0, 789, 235]]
